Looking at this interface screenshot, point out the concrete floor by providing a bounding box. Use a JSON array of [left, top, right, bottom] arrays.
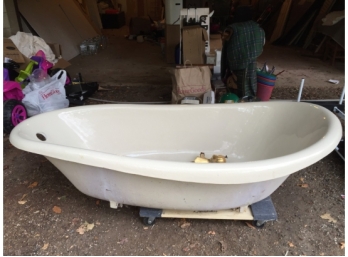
[[65, 26, 345, 98]]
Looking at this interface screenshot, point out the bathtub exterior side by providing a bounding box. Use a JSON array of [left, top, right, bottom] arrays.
[[9, 103, 342, 185], [46, 156, 288, 210]]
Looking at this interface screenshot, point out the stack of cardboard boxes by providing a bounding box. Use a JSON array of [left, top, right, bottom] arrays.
[[182, 25, 208, 64]]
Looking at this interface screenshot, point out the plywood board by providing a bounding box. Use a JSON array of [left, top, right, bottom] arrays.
[[270, 0, 293, 43], [18, 0, 98, 60], [78, 0, 103, 31], [283, 0, 315, 36]]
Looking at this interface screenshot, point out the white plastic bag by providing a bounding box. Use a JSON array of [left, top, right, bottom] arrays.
[[29, 68, 50, 91], [22, 70, 69, 116], [23, 69, 51, 94]]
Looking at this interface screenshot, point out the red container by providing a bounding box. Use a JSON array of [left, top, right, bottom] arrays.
[[105, 9, 119, 14], [257, 82, 274, 101]]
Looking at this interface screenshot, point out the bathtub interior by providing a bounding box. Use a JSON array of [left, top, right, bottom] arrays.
[[21, 103, 333, 163]]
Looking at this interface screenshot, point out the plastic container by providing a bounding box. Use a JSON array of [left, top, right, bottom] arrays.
[[29, 69, 50, 91], [88, 42, 97, 55], [256, 82, 274, 101], [219, 92, 239, 103], [100, 35, 108, 50], [203, 90, 215, 104], [80, 41, 88, 55], [4, 68, 9, 81], [31, 56, 53, 72], [257, 71, 276, 87], [93, 36, 102, 52], [257, 77, 275, 86], [215, 50, 222, 66], [105, 9, 119, 14]]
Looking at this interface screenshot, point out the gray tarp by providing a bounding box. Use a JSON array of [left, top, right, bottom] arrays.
[[317, 18, 345, 49]]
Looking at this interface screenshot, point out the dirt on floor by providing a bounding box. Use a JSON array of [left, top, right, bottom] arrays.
[[3, 27, 345, 256]]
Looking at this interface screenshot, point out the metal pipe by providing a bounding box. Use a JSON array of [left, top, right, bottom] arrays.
[[335, 147, 345, 161], [297, 79, 305, 102], [339, 85, 345, 105], [333, 106, 345, 120]]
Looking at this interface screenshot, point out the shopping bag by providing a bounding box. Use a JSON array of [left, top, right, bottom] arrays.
[[169, 62, 212, 104], [22, 70, 69, 116]]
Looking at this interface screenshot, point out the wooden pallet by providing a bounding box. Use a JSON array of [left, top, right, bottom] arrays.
[[161, 207, 254, 220]]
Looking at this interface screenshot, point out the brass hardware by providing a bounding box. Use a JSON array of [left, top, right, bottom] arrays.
[[194, 152, 227, 163]]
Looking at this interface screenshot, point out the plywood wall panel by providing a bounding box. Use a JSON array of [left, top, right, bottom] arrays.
[[17, 0, 98, 60], [270, 0, 293, 43]]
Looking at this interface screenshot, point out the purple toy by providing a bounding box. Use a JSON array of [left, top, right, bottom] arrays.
[[30, 50, 53, 71], [3, 68, 27, 134]]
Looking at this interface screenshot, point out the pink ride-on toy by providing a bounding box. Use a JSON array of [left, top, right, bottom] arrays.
[[3, 68, 28, 134]]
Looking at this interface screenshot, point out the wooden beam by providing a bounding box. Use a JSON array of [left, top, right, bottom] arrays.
[[303, 0, 336, 49]]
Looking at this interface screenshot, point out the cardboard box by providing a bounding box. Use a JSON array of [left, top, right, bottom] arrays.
[[3, 39, 71, 71], [3, 38, 25, 63], [209, 34, 222, 53], [129, 17, 152, 35], [182, 25, 208, 64], [180, 8, 211, 52], [46, 43, 71, 69], [165, 24, 180, 64], [47, 43, 61, 58]]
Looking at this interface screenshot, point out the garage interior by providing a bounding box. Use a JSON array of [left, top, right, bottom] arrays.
[[3, 0, 345, 104]]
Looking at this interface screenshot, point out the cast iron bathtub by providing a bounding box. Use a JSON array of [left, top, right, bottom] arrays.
[[9, 102, 342, 210]]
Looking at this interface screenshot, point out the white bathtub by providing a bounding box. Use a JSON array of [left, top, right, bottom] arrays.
[[10, 102, 342, 210]]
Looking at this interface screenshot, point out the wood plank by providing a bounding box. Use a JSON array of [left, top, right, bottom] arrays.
[[161, 208, 254, 220], [287, 10, 316, 45], [303, 0, 336, 49], [176, 64, 214, 69], [127, 0, 138, 25], [270, 0, 293, 43], [84, 0, 103, 30], [283, 0, 315, 36]]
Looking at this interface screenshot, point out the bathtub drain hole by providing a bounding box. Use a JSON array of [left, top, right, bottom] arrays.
[[36, 133, 46, 141]]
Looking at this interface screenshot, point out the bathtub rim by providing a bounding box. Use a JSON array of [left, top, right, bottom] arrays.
[[9, 102, 343, 185]]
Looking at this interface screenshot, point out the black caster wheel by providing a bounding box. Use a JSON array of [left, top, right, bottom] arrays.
[[3, 99, 28, 134], [252, 220, 266, 229], [142, 217, 156, 226]]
